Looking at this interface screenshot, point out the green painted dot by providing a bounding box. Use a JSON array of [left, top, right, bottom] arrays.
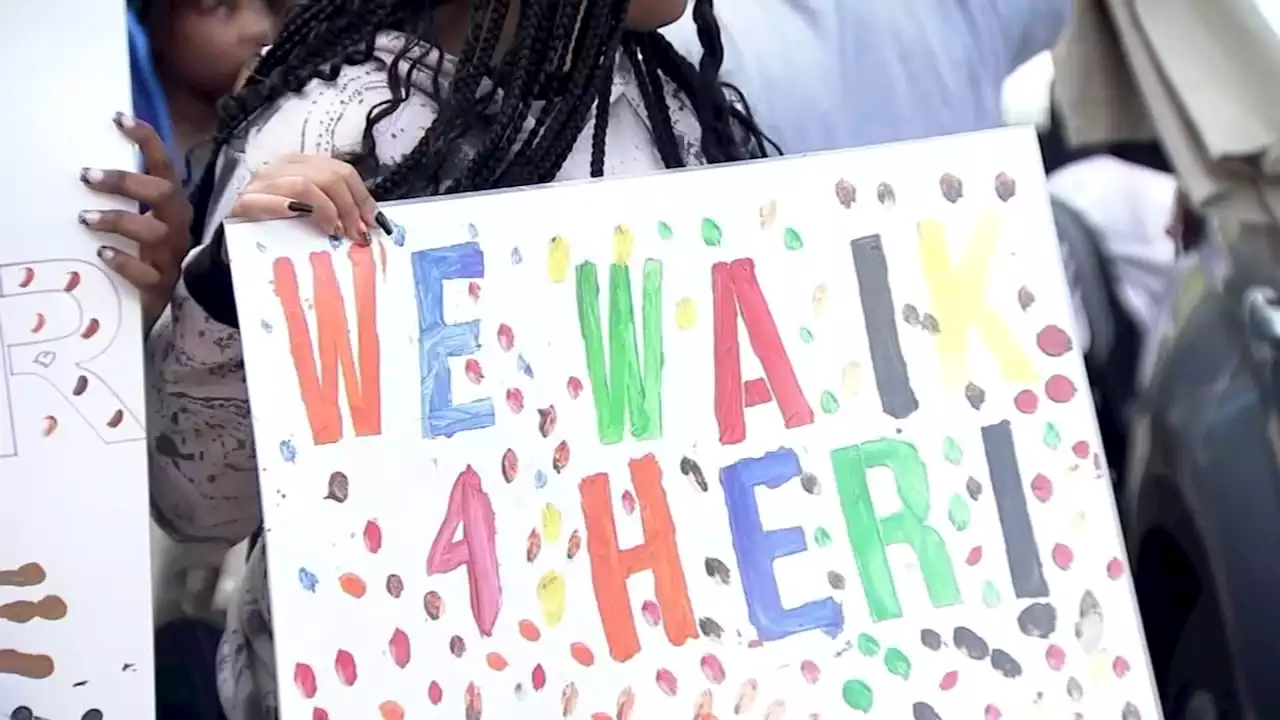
[[820, 391, 840, 414], [856, 633, 880, 657], [799, 326, 814, 344], [947, 494, 971, 531], [657, 221, 673, 240], [883, 648, 911, 680], [701, 218, 722, 247], [981, 580, 1001, 608], [942, 437, 963, 465], [1043, 422, 1062, 450], [841, 679, 874, 712], [813, 527, 832, 548], [783, 227, 804, 250]]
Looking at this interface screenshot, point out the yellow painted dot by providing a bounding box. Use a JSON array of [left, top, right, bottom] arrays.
[[675, 298, 697, 329], [541, 503, 562, 543], [547, 235, 570, 283], [842, 361, 862, 397], [812, 284, 829, 318], [536, 570, 566, 627], [612, 225, 634, 265]]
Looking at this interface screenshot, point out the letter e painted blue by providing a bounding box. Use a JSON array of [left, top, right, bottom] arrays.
[[720, 448, 843, 641], [412, 242, 495, 437]]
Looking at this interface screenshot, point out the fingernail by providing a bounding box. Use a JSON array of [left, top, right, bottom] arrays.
[[286, 200, 314, 215], [112, 112, 135, 130], [374, 211, 394, 236], [78, 211, 101, 227], [80, 168, 104, 185], [97, 246, 116, 262], [361, 231, 372, 245]]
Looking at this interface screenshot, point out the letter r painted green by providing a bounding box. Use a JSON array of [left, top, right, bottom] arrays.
[[575, 260, 663, 445], [831, 438, 960, 621]]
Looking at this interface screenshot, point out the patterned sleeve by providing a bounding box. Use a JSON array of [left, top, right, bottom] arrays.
[[148, 151, 261, 546]]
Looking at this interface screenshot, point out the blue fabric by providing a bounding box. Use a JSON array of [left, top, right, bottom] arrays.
[[663, 0, 1072, 155], [128, 9, 181, 169]]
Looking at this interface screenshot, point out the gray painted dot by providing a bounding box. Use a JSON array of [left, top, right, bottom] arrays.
[[990, 648, 1023, 678], [912, 702, 942, 720], [1017, 602, 1058, 638], [953, 626, 990, 660], [920, 628, 942, 651]]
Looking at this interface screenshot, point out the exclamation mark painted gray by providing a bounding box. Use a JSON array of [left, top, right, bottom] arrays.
[[983, 420, 1050, 598]]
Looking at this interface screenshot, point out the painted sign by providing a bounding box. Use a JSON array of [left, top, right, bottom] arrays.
[[0, 1, 155, 719], [229, 128, 1160, 720]]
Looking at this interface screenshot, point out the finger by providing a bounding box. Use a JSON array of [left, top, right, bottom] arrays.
[[78, 209, 168, 247], [240, 175, 341, 229], [231, 185, 340, 240], [98, 246, 163, 290], [335, 161, 378, 229], [81, 167, 171, 207], [314, 169, 368, 245], [113, 113, 178, 185]]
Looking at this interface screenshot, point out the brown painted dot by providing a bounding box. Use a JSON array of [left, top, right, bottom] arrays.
[[72, 375, 89, 396], [106, 409, 124, 428], [81, 318, 101, 339]]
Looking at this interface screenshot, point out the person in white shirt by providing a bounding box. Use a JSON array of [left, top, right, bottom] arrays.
[[664, 0, 1073, 153]]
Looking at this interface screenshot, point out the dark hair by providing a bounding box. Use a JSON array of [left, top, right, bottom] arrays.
[[216, 0, 776, 200]]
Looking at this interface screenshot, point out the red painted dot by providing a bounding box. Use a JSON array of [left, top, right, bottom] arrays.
[[1071, 441, 1090, 459], [1113, 655, 1131, 678], [1037, 325, 1073, 356], [1014, 390, 1039, 414], [1030, 473, 1053, 502], [1045, 374, 1076, 403], [939, 670, 958, 690], [1045, 644, 1066, 671], [1052, 543, 1074, 570], [428, 680, 443, 705], [984, 705, 1003, 720], [965, 546, 983, 565], [1107, 557, 1126, 579], [313, 709, 330, 720], [467, 281, 481, 301]]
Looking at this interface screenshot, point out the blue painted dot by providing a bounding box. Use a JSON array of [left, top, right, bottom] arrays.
[[391, 223, 406, 247], [328, 235, 343, 250], [298, 567, 318, 593], [511, 247, 523, 265], [279, 440, 297, 463], [260, 319, 273, 334], [534, 470, 548, 489], [517, 354, 534, 379], [467, 223, 479, 239]]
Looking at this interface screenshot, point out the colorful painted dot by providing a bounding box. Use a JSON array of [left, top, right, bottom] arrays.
[[981, 581, 1001, 608], [783, 227, 804, 250], [279, 440, 297, 463], [675, 298, 697, 329], [1072, 440, 1090, 459], [517, 354, 534, 379], [939, 670, 958, 690], [947, 494, 971, 531], [942, 437, 963, 465], [298, 567, 318, 592], [657, 221, 673, 240], [820, 391, 840, 414], [1043, 422, 1062, 450], [813, 527, 832, 548], [856, 633, 880, 657], [1107, 557, 1126, 579], [1014, 390, 1038, 414], [841, 679, 874, 712], [1045, 374, 1076, 402], [884, 648, 911, 679], [799, 327, 814, 343], [510, 247, 523, 265], [534, 470, 548, 489], [701, 218, 723, 247]]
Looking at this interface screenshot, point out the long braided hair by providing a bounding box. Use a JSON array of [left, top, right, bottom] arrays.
[[215, 0, 776, 200]]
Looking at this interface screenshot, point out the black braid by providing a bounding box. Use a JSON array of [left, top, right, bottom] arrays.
[[214, 0, 777, 206]]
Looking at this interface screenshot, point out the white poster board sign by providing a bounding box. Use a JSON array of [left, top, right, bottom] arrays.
[[229, 127, 1161, 720], [0, 2, 154, 719]]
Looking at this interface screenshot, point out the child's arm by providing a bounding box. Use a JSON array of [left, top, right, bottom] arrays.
[[147, 226, 261, 547]]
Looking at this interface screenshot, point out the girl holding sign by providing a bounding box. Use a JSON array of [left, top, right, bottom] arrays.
[[146, 0, 770, 717]]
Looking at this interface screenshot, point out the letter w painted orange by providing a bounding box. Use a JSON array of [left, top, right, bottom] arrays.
[[273, 245, 381, 445]]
